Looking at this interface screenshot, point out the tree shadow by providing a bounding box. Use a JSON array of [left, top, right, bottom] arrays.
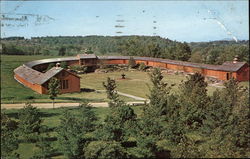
[[57, 96, 89, 102], [5, 112, 19, 119], [40, 112, 60, 118], [80, 88, 96, 92]]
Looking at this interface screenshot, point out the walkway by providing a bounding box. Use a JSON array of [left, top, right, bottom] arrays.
[[96, 90, 147, 101], [1, 101, 148, 109]]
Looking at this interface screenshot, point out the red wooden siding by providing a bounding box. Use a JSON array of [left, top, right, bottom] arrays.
[[14, 55, 249, 95]]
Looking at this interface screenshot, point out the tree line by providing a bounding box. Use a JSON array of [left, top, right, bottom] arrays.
[[1, 36, 248, 64], [1, 68, 249, 158]]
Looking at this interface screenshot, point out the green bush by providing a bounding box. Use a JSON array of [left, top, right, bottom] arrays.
[[138, 62, 147, 71]]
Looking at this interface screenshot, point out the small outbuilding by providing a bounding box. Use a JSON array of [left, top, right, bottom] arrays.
[[14, 64, 80, 94]]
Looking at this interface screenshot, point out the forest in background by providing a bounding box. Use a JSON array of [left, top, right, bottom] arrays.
[[1, 35, 249, 64]]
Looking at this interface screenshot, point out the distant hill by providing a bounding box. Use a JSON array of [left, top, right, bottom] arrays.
[[1, 36, 249, 64], [189, 40, 249, 49]]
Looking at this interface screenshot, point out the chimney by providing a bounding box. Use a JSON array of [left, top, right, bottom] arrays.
[[56, 62, 61, 69], [233, 55, 238, 63]]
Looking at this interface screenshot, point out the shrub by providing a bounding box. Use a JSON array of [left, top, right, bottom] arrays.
[[138, 62, 147, 71]]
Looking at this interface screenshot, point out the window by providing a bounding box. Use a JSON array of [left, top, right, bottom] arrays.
[[60, 80, 69, 89]]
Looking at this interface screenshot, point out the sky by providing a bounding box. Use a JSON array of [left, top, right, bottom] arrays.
[[1, 0, 249, 42]]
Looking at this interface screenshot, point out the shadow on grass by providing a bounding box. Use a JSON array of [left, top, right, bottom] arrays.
[[57, 96, 90, 102], [5, 112, 19, 119], [5, 111, 60, 119], [40, 112, 60, 118], [49, 152, 64, 158], [80, 88, 96, 92]]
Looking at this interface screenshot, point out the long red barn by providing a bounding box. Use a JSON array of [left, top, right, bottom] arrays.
[[14, 54, 249, 94]]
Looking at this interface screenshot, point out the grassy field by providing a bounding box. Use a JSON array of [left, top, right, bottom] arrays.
[[1, 55, 54, 103], [1, 55, 249, 103], [2, 106, 143, 159], [0, 55, 132, 103], [81, 70, 249, 97]]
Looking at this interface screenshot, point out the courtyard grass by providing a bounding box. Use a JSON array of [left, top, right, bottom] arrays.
[[80, 70, 240, 97]]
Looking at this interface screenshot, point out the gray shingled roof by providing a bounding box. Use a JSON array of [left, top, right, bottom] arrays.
[[77, 54, 97, 59], [98, 56, 247, 72], [220, 61, 247, 72], [24, 57, 78, 68], [38, 67, 64, 84], [14, 65, 44, 84], [22, 55, 247, 74], [14, 66, 80, 85]]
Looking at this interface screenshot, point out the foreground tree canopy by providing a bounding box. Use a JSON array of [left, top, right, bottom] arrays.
[[1, 68, 249, 158]]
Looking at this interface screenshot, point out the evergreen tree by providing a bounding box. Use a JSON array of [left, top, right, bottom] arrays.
[[203, 79, 250, 157], [100, 105, 137, 142], [171, 136, 204, 158], [18, 103, 42, 142], [57, 103, 97, 159], [103, 77, 125, 108], [175, 42, 192, 61], [58, 46, 66, 56], [85, 141, 128, 159], [178, 72, 209, 129], [48, 77, 60, 108], [133, 68, 176, 158], [31, 135, 55, 159], [1, 113, 19, 158], [148, 68, 173, 116], [101, 77, 137, 142]]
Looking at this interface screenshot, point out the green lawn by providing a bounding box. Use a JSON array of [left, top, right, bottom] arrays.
[[1, 55, 55, 103], [80, 70, 243, 97], [0, 55, 132, 103]]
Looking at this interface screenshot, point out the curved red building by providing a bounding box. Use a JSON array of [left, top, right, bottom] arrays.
[[14, 54, 249, 94]]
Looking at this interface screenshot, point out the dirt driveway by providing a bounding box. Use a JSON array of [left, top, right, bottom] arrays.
[[1, 101, 148, 109]]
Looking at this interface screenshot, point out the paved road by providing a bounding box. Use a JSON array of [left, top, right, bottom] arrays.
[[1, 101, 148, 109]]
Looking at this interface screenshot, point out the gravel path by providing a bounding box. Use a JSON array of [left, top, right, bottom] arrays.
[[1, 101, 148, 109], [208, 83, 225, 88], [117, 91, 147, 101], [96, 90, 147, 101]]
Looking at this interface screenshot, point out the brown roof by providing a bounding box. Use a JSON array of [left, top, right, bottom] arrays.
[[14, 66, 80, 85], [14, 65, 44, 84]]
